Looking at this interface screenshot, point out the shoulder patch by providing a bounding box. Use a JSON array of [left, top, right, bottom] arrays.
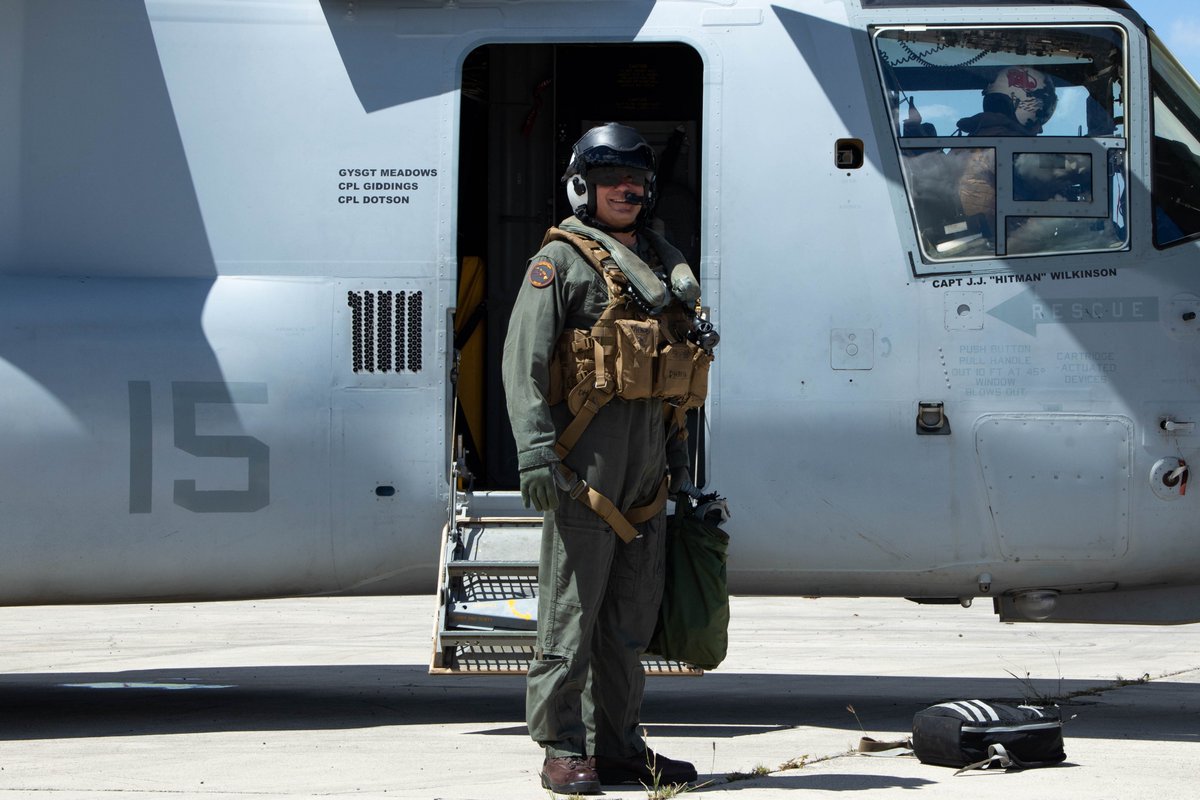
[[528, 259, 556, 288]]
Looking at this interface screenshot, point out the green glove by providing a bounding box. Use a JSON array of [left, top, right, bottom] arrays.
[[520, 464, 559, 511]]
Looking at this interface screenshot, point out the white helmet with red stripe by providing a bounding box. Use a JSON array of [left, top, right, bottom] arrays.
[[987, 66, 1058, 132]]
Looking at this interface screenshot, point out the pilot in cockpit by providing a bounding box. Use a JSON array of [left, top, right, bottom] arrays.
[[957, 66, 1059, 240]]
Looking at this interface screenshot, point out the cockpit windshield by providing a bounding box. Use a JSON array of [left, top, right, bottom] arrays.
[[873, 25, 1128, 263]]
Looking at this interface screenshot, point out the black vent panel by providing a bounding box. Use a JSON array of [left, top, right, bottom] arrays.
[[347, 290, 423, 373]]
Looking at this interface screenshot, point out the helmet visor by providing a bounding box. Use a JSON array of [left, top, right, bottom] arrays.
[[589, 166, 652, 187], [1027, 85, 1058, 127]]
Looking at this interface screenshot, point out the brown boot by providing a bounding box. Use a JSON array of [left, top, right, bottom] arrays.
[[595, 749, 697, 786], [539, 756, 601, 795]]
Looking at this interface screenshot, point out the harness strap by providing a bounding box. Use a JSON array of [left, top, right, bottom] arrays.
[[554, 383, 615, 459], [542, 227, 612, 274], [552, 382, 668, 542], [627, 478, 668, 524], [553, 463, 668, 544], [665, 403, 688, 437], [592, 336, 610, 391]]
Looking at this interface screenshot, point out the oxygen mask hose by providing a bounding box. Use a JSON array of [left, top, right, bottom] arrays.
[[669, 262, 701, 305], [561, 219, 670, 312]]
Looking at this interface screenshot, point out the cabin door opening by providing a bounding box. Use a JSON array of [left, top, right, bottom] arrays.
[[455, 42, 704, 490]]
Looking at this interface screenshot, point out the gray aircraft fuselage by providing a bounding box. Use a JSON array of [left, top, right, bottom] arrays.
[[2, 0, 1199, 625]]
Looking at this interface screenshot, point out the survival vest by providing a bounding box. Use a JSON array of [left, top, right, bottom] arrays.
[[542, 225, 714, 543]]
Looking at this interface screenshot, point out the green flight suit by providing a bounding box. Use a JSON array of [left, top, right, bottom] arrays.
[[502, 217, 692, 760]]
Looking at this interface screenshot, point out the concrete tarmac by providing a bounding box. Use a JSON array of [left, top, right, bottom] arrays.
[[0, 595, 1196, 799]]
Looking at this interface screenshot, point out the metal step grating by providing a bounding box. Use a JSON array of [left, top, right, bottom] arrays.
[[430, 515, 701, 676]]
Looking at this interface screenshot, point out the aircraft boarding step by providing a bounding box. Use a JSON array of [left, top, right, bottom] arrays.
[[430, 512, 701, 676]]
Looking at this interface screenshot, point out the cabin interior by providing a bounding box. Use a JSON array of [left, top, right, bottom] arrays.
[[455, 42, 704, 490]]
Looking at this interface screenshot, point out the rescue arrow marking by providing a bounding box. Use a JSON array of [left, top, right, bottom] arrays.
[[987, 290, 1159, 336]]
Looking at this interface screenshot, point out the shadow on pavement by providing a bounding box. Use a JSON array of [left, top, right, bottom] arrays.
[[0, 665, 1194, 743]]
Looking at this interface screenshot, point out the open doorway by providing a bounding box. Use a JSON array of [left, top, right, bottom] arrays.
[[455, 42, 704, 490]]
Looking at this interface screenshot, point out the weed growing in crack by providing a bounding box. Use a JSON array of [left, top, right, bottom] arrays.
[[847, 704, 866, 736], [725, 764, 770, 783]]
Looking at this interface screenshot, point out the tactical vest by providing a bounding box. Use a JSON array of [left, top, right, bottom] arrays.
[[544, 226, 712, 415], [541, 225, 714, 543]]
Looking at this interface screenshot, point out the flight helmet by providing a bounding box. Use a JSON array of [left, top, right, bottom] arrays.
[[986, 66, 1058, 132], [563, 123, 657, 231]]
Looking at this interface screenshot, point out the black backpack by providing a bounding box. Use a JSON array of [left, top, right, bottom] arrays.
[[912, 700, 1066, 773]]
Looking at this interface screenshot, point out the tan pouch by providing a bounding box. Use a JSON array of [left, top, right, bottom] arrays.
[[686, 348, 714, 407], [567, 329, 594, 387], [614, 319, 658, 399], [656, 341, 694, 400], [550, 329, 594, 406], [567, 370, 597, 415]]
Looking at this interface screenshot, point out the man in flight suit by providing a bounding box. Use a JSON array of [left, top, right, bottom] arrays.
[[502, 123, 704, 795]]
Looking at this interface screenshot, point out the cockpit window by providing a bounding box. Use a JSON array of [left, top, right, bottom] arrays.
[[1149, 31, 1200, 247], [873, 26, 1128, 263]]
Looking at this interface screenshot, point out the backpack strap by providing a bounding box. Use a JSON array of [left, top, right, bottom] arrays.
[[955, 743, 1014, 774], [857, 737, 913, 755]]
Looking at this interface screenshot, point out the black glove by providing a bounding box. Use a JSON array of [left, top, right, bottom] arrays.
[[669, 467, 698, 499]]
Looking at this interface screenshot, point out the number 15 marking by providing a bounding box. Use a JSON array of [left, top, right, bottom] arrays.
[[128, 381, 271, 514]]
